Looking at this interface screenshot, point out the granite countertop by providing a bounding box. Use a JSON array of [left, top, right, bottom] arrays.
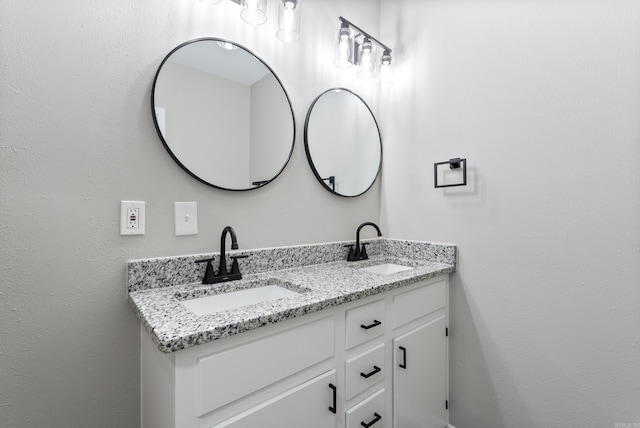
[[128, 239, 456, 353]]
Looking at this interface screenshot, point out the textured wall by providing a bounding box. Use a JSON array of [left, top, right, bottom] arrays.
[[0, 1, 383, 426], [380, 1, 640, 427]]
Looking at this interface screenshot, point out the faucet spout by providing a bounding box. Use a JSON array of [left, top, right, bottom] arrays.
[[348, 222, 382, 261], [218, 226, 238, 276]]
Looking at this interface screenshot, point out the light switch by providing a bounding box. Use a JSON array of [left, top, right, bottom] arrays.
[[174, 202, 198, 236]]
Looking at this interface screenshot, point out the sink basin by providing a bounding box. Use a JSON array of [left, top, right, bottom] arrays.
[[181, 285, 301, 316], [359, 263, 413, 275]]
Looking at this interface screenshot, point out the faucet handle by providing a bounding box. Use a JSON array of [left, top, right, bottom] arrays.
[[195, 257, 217, 284], [230, 255, 249, 275], [360, 243, 371, 260], [344, 244, 357, 261]]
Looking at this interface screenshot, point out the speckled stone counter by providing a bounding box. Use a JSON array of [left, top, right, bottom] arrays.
[[128, 238, 456, 353]]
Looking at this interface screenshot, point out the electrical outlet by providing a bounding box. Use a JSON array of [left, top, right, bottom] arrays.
[[121, 201, 145, 235], [127, 207, 140, 229]]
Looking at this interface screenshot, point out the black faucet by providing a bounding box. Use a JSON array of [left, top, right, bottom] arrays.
[[195, 226, 248, 284], [218, 226, 238, 276], [346, 222, 382, 261]]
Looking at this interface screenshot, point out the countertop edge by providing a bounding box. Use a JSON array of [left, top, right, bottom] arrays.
[[132, 263, 454, 353]]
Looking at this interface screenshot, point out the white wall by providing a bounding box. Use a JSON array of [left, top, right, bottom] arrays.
[[380, 1, 640, 427], [0, 1, 383, 426]]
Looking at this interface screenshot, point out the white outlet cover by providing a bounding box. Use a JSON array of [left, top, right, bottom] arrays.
[[174, 202, 198, 236], [120, 201, 145, 235]]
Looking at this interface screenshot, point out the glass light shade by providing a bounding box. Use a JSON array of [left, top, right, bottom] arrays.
[[241, 0, 267, 25], [356, 38, 376, 79], [334, 23, 354, 68], [276, 0, 301, 43], [379, 50, 394, 87]]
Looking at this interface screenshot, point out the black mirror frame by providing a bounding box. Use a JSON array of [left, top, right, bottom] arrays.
[[151, 38, 296, 191], [303, 88, 383, 198]]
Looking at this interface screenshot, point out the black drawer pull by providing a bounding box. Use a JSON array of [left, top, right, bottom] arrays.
[[361, 412, 382, 427], [360, 320, 382, 330], [399, 346, 407, 369], [328, 383, 337, 414], [360, 365, 381, 379]]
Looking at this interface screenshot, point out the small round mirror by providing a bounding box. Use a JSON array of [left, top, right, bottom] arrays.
[[304, 88, 382, 197], [152, 38, 295, 191]]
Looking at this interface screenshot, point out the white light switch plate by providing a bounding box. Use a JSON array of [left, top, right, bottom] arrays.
[[174, 202, 198, 236], [120, 201, 145, 235]]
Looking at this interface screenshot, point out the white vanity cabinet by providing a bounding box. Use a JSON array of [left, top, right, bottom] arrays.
[[140, 275, 449, 428], [142, 314, 337, 428]]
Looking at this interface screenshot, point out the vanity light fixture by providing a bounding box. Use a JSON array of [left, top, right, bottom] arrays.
[[334, 17, 393, 83], [276, 0, 301, 42], [356, 38, 375, 79], [379, 49, 394, 87], [240, 0, 267, 25], [334, 21, 354, 68], [198, 0, 301, 43]]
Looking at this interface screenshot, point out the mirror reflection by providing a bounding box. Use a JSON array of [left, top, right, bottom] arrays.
[[152, 38, 295, 190], [304, 88, 382, 197]]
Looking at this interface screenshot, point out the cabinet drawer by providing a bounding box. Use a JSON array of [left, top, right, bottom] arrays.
[[345, 300, 385, 349], [197, 316, 335, 416], [213, 370, 337, 428], [392, 279, 446, 329], [345, 344, 385, 400], [345, 388, 386, 428]]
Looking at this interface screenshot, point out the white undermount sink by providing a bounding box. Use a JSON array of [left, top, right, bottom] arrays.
[[358, 263, 414, 275], [181, 285, 301, 316]]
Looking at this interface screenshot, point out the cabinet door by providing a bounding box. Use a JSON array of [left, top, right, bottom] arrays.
[[393, 316, 447, 428], [214, 370, 337, 428]]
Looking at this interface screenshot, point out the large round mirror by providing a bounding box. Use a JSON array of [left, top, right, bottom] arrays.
[[152, 38, 295, 190], [304, 88, 382, 197]]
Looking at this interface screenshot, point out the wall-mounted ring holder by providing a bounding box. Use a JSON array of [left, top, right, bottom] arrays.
[[434, 158, 467, 188]]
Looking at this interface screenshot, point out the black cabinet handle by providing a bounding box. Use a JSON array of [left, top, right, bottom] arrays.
[[399, 346, 407, 369], [328, 383, 337, 414], [360, 320, 382, 330], [361, 412, 382, 427], [360, 365, 381, 379]]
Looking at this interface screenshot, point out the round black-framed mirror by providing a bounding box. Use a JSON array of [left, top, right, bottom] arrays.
[[151, 38, 295, 191], [304, 88, 382, 197]]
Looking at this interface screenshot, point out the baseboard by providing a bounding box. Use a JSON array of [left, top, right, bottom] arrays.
[[448, 424, 457, 428]]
